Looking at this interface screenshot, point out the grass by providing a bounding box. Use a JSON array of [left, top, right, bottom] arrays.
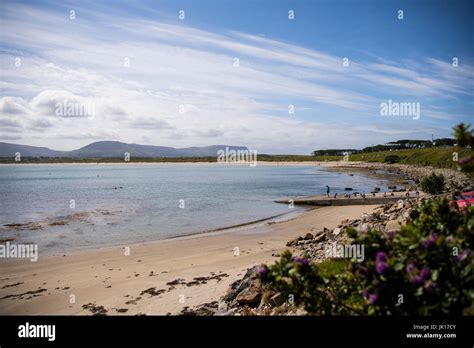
[[313, 147, 473, 170]]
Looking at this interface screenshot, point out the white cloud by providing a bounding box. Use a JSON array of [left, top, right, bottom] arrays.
[[0, 2, 472, 153]]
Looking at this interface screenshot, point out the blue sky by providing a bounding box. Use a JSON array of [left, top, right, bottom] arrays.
[[0, 0, 473, 153]]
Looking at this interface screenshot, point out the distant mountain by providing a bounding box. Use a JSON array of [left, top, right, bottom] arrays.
[[0, 141, 248, 158], [0, 142, 65, 157]]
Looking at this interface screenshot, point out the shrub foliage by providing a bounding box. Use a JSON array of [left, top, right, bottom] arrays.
[[420, 173, 445, 194], [260, 198, 473, 315]]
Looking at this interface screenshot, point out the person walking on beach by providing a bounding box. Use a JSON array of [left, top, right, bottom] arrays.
[[326, 185, 330, 197]]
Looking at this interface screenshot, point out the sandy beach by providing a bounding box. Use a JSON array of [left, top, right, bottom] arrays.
[[0, 203, 380, 315]]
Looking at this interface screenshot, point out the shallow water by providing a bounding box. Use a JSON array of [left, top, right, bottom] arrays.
[[0, 164, 392, 254]]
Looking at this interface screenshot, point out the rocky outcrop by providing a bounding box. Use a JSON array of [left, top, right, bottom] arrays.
[[360, 163, 472, 192], [214, 197, 428, 315]]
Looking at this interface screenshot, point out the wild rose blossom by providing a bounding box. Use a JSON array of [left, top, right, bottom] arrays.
[[292, 256, 309, 266], [362, 288, 370, 299], [375, 252, 389, 275], [368, 293, 378, 304], [456, 249, 470, 262], [422, 233, 438, 248], [376, 252, 387, 263], [376, 261, 389, 274], [258, 266, 268, 278], [405, 263, 416, 273], [387, 231, 396, 240], [413, 267, 431, 286]]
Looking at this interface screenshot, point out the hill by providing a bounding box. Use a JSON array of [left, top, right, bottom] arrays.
[[0, 141, 248, 159]]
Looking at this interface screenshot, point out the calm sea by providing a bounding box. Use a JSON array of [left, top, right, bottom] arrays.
[[0, 164, 391, 254]]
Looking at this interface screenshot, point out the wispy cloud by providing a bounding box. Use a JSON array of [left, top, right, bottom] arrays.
[[0, 1, 472, 153]]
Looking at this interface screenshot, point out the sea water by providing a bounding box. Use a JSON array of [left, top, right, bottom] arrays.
[[0, 164, 392, 254]]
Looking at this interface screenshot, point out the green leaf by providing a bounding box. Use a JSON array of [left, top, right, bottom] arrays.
[[394, 263, 404, 271]]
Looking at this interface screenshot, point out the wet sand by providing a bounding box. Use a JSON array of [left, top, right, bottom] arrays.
[[0, 204, 379, 315]]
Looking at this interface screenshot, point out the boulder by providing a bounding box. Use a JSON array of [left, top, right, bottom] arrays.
[[269, 292, 286, 307], [236, 285, 262, 305], [223, 266, 262, 306], [286, 236, 301, 247], [385, 219, 401, 232], [303, 232, 314, 240], [314, 233, 326, 243]]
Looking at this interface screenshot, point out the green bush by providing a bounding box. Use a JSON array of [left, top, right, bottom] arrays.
[[453, 123, 474, 173], [420, 173, 445, 194], [383, 155, 401, 164], [260, 198, 474, 315]]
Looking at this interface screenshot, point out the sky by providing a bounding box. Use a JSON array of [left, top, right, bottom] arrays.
[[0, 0, 473, 154]]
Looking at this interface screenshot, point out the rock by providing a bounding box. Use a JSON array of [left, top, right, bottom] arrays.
[[286, 236, 301, 247], [314, 233, 326, 243], [344, 187, 353, 191], [217, 301, 228, 312], [236, 285, 262, 305], [402, 210, 411, 221], [385, 219, 401, 232], [361, 213, 370, 222], [295, 308, 307, 316], [303, 232, 313, 240], [387, 204, 398, 213], [180, 301, 219, 316], [269, 292, 286, 307], [333, 227, 342, 236], [223, 266, 263, 307]]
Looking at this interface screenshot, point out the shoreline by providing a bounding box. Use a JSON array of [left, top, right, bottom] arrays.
[[0, 204, 380, 315], [0, 161, 397, 257], [37, 208, 310, 258], [0, 161, 341, 166]]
